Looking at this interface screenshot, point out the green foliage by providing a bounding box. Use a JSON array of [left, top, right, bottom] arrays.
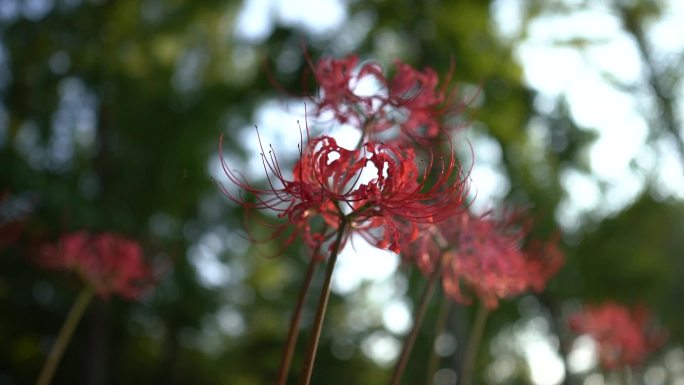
[[1, 0, 682, 384]]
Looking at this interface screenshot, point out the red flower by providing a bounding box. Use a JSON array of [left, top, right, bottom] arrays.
[[219, 133, 349, 257], [305, 55, 467, 144], [219, 132, 470, 256], [309, 55, 386, 128], [569, 302, 667, 369], [39, 231, 152, 300], [522, 233, 564, 292], [347, 141, 469, 253], [389, 61, 464, 142], [441, 211, 527, 308], [403, 210, 563, 308]]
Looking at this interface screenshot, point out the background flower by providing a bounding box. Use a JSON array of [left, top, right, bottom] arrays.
[[39, 231, 152, 300], [569, 302, 668, 369]]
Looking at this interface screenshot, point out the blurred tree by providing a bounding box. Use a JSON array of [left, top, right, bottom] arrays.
[[1, 0, 683, 385]]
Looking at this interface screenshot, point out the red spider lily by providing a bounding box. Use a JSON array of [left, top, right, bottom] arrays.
[[39, 231, 152, 300], [305, 54, 467, 144], [388, 61, 465, 142], [308, 55, 387, 128], [219, 132, 349, 257], [348, 141, 469, 253], [569, 302, 667, 369], [219, 131, 470, 256], [441, 211, 528, 308], [403, 210, 563, 308]]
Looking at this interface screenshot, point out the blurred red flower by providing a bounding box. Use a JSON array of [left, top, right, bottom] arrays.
[[403, 210, 563, 308], [569, 302, 667, 369], [39, 231, 152, 300]]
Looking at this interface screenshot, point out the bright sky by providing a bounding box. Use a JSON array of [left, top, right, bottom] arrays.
[[208, 0, 684, 382]]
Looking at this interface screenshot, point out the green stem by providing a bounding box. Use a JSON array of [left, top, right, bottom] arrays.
[[619, 366, 633, 385], [425, 295, 451, 385], [35, 288, 94, 385], [388, 266, 442, 385], [536, 293, 574, 385], [276, 257, 319, 385], [299, 222, 347, 385], [461, 304, 489, 385]]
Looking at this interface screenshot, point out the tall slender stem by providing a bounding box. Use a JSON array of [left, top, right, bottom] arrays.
[[536, 293, 574, 385], [299, 222, 347, 385], [35, 288, 94, 385], [276, 257, 319, 385], [425, 295, 451, 385], [388, 266, 442, 385], [460, 304, 489, 385]]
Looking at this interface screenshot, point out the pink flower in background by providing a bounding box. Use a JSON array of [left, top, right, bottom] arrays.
[[522, 233, 564, 292], [441, 211, 528, 308], [569, 302, 667, 369], [403, 209, 564, 309], [40, 231, 152, 300]]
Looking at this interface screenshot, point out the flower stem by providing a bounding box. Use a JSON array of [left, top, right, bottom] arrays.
[[536, 293, 574, 385], [299, 222, 347, 385], [276, 257, 319, 385], [388, 266, 441, 385], [425, 295, 451, 385], [35, 288, 94, 385], [461, 304, 489, 385]]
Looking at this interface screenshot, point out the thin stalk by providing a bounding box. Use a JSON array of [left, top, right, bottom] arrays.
[[35, 288, 94, 385], [276, 257, 320, 385], [620, 367, 634, 385], [425, 295, 451, 385], [299, 222, 347, 385], [536, 293, 574, 385], [460, 304, 489, 385], [388, 266, 442, 385]]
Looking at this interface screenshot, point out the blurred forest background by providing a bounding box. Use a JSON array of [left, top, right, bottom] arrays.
[[1, 0, 683, 384]]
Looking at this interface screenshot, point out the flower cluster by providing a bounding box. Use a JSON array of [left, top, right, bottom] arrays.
[[39, 231, 152, 299], [222, 52, 569, 385], [569, 302, 667, 369], [404, 209, 563, 308], [222, 53, 565, 306]]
